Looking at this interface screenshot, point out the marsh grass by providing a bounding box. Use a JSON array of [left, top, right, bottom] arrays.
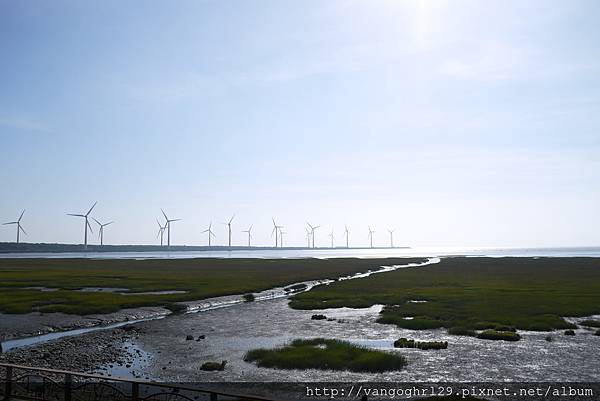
[[291, 257, 600, 332], [0, 257, 425, 315], [476, 330, 521, 342], [393, 338, 448, 350], [580, 319, 600, 328], [244, 338, 407, 373]]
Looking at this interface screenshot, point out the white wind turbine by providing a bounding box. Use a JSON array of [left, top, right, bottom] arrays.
[[3, 210, 27, 244], [223, 214, 235, 248], [307, 222, 320, 248], [388, 228, 395, 248], [271, 218, 282, 248], [161, 209, 180, 248], [305, 228, 311, 248], [156, 219, 167, 246], [329, 228, 335, 248], [344, 225, 349, 248], [203, 222, 216, 247], [242, 224, 253, 247], [368, 226, 375, 249], [93, 218, 113, 246], [279, 229, 286, 247], [67, 202, 97, 249]]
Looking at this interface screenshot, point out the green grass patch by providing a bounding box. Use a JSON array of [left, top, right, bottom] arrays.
[[476, 330, 521, 342], [580, 319, 600, 328], [290, 257, 600, 332], [447, 327, 477, 337], [244, 338, 407, 373], [0, 257, 425, 315]]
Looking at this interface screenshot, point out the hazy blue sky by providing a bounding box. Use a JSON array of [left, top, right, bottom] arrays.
[[1, 0, 599, 247]]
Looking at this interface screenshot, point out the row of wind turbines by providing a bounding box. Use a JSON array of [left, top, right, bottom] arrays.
[[3, 203, 400, 249]]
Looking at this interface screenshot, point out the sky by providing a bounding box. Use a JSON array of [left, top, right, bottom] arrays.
[[1, 0, 599, 248]]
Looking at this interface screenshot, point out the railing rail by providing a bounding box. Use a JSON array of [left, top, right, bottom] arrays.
[[0, 362, 276, 401]]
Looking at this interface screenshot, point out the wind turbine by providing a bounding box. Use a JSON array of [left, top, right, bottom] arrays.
[[344, 225, 349, 248], [161, 209, 180, 248], [202, 222, 216, 246], [280, 229, 286, 247], [307, 222, 320, 248], [388, 228, 395, 248], [156, 219, 167, 246], [368, 226, 375, 249], [223, 214, 235, 248], [67, 202, 97, 249], [3, 210, 27, 244], [271, 218, 282, 248], [93, 218, 113, 246], [329, 229, 335, 248], [305, 228, 311, 248], [242, 224, 253, 247]]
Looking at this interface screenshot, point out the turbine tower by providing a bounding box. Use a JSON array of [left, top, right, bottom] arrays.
[[223, 214, 235, 248], [344, 225, 349, 248], [307, 222, 320, 248], [388, 228, 395, 248], [271, 218, 282, 248], [279, 229, 286, 247], [67, 202, 97, 249], [242, 224, 253, 247], [93, 218, 113, 246], [368, 226, 375, 249], [3, 210, 27, 244], [157, 219, 167, 246], [305, 228, 311, 248], [329, 229, 335, 248], [161, 209, 180, 248], [202, 222, 216, 246]]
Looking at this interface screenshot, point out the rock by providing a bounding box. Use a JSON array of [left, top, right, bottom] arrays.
[[200, 360, 227, 371], [564, 329, 576, 336], [186, 335, 194, 340], [311, 314, 327, 320]]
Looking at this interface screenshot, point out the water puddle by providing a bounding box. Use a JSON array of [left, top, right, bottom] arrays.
[[95, 340, 155, 380]]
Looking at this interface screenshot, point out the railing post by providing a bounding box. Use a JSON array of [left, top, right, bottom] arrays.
[[210, 392, 218, 401], [4, 366, 12, 400], [64, 373, 72, 401], [132, 382, 139, 401]]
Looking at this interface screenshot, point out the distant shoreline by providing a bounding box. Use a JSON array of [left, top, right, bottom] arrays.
[[0, 242, 410, 254]]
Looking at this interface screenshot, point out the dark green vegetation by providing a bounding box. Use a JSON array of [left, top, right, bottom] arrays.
[[580, 319, 600, 328], [291, 257, 600, 332], [244, 338, 407, 373], [393, 338, 448, 350], [476, 330, 521, 342], [447, 327, 477, 337], [0, 257, 425, 315], [242, 293, 255, 302]]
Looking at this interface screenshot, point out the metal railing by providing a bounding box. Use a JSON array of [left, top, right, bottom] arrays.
[[0, 363, 275, 401]]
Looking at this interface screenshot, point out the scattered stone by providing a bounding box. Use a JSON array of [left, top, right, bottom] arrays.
[[200, 360, 227, 371], [564, 330, 576, 336], [311, 314, 327, 320], [186, 335, 194, 340]]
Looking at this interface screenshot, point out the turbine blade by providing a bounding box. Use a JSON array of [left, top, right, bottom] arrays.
[[3, 222, 17, 225], [19, 225, 27, 235], [18, 210, 25, 222], [229, 214, 235, 224], [249, 224, 253, 232], [86, 201, 97, 216], [161, 209, 168, 220], [105, 221, 114, 226], [87, 220, 93, 233], [92, 217, 101, 226], [67, 214, 85, 217]]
